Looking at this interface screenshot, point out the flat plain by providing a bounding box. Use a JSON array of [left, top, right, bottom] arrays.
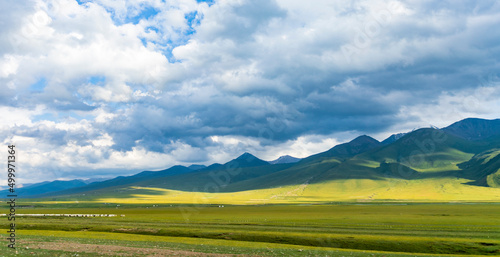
[[1, 202, 499, 256]]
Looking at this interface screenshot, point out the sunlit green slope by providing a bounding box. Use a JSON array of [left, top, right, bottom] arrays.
[[35, 121, 500, 204]]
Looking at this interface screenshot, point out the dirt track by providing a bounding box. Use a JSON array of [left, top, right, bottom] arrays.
[[28, 240, 253, 257]]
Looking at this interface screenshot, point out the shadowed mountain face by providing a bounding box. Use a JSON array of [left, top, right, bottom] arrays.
[[188, 164, 207, 170], [330, 135, 382, 157], [224, 152, 269, 168], [35, 165, 196, 197], [0, 180, 87, 197], [457, 149, 500, 188], [328, 135, 382, 157], [304, 135, 382, 162], [442, 118, 500, 141], [382, 133, 406, 145], [16, 118, 500, 199], [366, 128, 483, 159]]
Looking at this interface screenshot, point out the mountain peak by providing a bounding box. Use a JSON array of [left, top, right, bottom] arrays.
[[350, 135, 380, 144], [225, 152, 269, 168], [442, 118, 500, 141], [269, 155, 302, 164], [382, 133, 406, 145], [329, 135, 381, 157], [305, 135, 382, 161], [236, 152, 256, 160]]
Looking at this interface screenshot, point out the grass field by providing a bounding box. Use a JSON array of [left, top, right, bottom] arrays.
[[29, 174, 500, 206], [1, 202, 499, 256]]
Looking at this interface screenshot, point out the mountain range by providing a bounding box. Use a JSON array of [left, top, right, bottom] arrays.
[[5, 117, 500, 202]]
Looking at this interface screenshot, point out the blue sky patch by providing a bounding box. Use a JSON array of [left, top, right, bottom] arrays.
[[197, 0, 215, 7], [185, 11, 200, 36], [125, 6, 160, 25], [146, 26, 159, 33], [32, 113, 56, 122], [29, 78, 47, 92], [75, 0, 88, 5], [87, 76, 106, 84]]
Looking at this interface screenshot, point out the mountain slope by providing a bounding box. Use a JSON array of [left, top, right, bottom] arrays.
[[1, 179, 87, 197], [38, 165, 195, 198], [134, 162, 295, 193], [131, 153, 279, 191], [224, 152, 269, 167], [381, 133, 406, 145], [222, 138, 383, 192], [188, 164, 207, 170], [356, 128, 489, 172], [457, 149, 500, 187], [28, 118, 500, 202], [442, 118, 500, 141], [308, 128, 497, 188], [41, 153, 280, 196], [223, 156, 342, 192], [43, 128, 498, 198], [303, 135, 382, 163]]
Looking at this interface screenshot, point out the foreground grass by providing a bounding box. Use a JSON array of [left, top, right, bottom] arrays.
[[1, 203, 499, 256], [0, 231, 483, 257]]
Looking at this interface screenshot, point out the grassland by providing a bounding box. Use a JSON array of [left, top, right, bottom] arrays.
[[2, 128, 500, 256], [34, 175, 500, 205], [1, 202, 499, 256]]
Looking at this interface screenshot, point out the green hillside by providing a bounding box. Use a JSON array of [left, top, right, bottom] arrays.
[[1, 179, 87, 197], [442, 117, 500, 141], [458, 149, 500, 188], [302, 135, 382, 162], [39, 165, 195, 197], [28, 119, 500, 204], [219, 128, 498, 194], [356, 128, 488, 172], [135, 162, 295, 192]]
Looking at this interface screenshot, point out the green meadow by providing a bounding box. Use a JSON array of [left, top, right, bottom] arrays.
[[1, 202, 499, 256], [2, 126, 500, 255]]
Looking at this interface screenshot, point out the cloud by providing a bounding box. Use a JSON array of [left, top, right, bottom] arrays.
[[1, 0, 500, 183]]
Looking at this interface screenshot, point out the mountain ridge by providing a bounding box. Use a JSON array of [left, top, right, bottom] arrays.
[[302, 135, 382, 163], [269, 155, 302, 164], [15, 117, 500, 200], [442, 117, 500, 141]]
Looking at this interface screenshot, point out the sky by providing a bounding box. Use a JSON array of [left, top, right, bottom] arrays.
[[1, 0, 500, 184]]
